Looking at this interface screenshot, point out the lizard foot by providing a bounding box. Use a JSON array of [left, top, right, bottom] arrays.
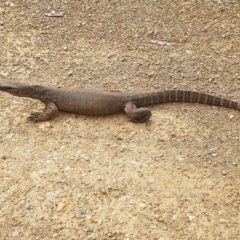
[[129, 114, 152, 123], [27, 112, 42, 122], [27, 102, 58, 122], [124, 101, 152, 123]]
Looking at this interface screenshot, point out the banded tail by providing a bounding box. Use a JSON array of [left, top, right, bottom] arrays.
[[133, 90, 240, 110]]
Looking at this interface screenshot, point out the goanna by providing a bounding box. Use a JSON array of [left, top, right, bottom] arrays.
[[0, 82, 239, 122]]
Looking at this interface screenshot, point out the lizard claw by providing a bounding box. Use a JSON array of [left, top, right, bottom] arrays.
[[27, 112, 41, 121]]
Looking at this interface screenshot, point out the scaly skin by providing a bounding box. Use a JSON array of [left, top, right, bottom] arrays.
[[0, 82, 240, 122]]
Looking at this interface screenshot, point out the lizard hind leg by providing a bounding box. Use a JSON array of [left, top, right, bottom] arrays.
[[124, 101, 152, 123], [27, 102, 59, 122]]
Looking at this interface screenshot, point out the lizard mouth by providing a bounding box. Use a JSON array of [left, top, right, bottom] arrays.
[[1, 87, 15, 92]]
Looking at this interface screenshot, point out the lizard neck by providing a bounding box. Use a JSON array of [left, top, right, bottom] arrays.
[[18, 85, 58, 103]]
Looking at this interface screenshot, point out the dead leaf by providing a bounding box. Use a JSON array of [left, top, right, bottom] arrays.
[[56, 197, 72, 212]]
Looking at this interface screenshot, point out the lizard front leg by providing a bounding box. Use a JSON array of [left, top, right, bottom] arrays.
[[124, 101, 152, 123], [27, 102, 58, 122]]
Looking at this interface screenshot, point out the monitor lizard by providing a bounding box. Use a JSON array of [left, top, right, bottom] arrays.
[[0, 82, 239, 122]]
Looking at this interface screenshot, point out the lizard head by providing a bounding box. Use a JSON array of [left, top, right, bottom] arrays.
[[0, 82, 40, 98]]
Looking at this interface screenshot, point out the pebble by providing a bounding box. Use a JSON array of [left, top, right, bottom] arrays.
[[139, 202, 146, 208], [64, 166, 72, 172], [11, 230, 19, 237], [100, 188, 106, 194], [0, 7, 5, 13], [221, 170, 228, 176], [79, 210, 87, 216], [0, 71, 8, 77], [162, 225, 168, 230], [67, 71, 73, 76], [219, 218, 227, 223], [54, 176, 63, 183], [25, 203, 33, 210], [186, 50, 192, 54], [38, 215, 44, 220], [59, 145, 66, 150], [9, 164, 18, 170], [176, 155, 185, 161], [0, 154, 6, 160]]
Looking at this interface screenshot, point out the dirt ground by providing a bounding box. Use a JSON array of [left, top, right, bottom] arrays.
[[0, 0, 240, 239]]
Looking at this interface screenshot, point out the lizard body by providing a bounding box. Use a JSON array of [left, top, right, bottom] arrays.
[[0, 82, 240, 122]]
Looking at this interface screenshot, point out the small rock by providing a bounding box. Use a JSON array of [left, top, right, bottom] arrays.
[[187, 213, 195, 221], [0, 154, 6, 160], [79, 210, 87, 216], [54, 176, 63, 183], [25, 203, 34, 210], [172, 212, 180, 220], [139, 202, 146, 208], [162, 225, 168, 230], [229, 114, 234, 119], [11, 230, 19, 237], [148, 72, 154, 77], [176, 155, 185, 161], [59, 145, 66, 150], [219, 218, 227, 223], [45, 122, 52, 128], [116, 135, 123, 140], [64, 166, 72, 172], [212, 153, 218, 157], [9, 164, 18, 170], [100, 188, 106, 194], [186, 50, 192, 54], [0, 71, 8, 77], [222, 170, 228, 176], [0, 7, 5, 13]]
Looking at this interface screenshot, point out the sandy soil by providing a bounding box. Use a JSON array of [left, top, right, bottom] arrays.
[[0, 0, 240, 239]]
